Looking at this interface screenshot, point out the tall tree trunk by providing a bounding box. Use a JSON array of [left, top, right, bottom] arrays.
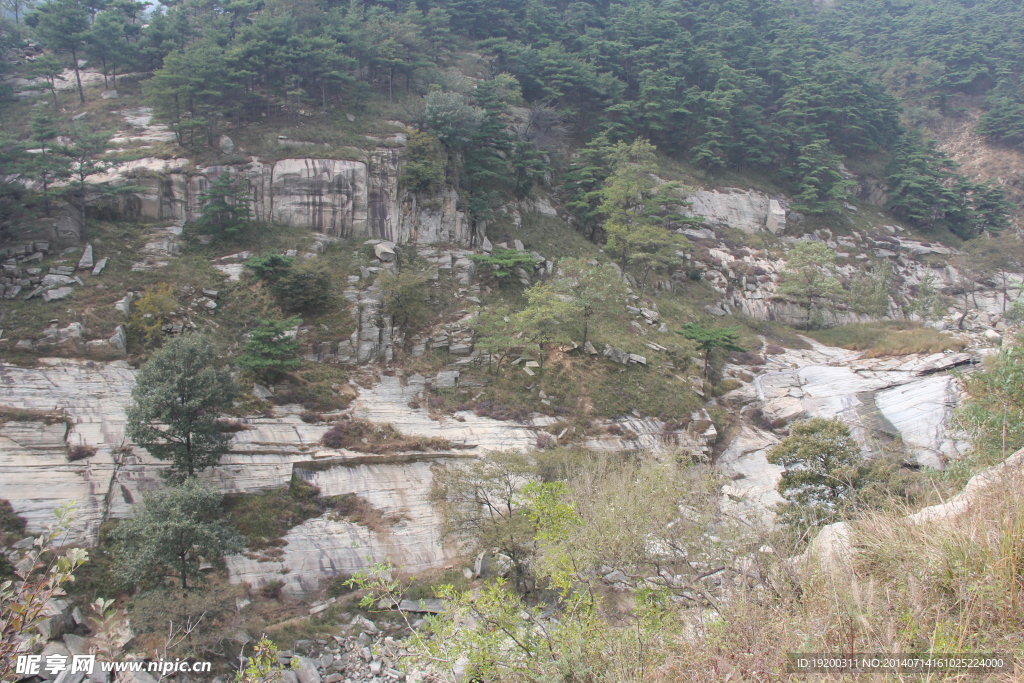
[[180, 552, 188, 589], [70, 48, 85, 104], [79, 178, 88, 243]]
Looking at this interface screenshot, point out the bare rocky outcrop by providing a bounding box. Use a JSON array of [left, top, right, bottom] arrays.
[[0, 358, 535, 593], [89, 152, 486, 249], [684, 188, 788, 234]]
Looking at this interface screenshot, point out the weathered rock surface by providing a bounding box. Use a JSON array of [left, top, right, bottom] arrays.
[[685, 188, 775, 233], [225, 458, 459, 597], [91, 153, 485, 248], [750, 339, 972, 467], [0, 358, 540, 594]]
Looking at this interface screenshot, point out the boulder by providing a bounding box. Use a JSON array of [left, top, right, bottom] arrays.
[[434, 370, 459, 388], [77, 244, 93, 270], [91, 258, 107, 275], [100, 90, 118, 100], [473, 550, 512, 578], [42, 274, 74, 287], [34, 323, 85, 354], [62, 634, 90, 656], [36, 599, 73, 640], [294, 656, 321, 683], [765, 199, 786, 234], [603, 345, 629, 365], [219, 135, 234, 154], [373, 241, 396, 262], [43, 287, 74, 302], [686, 188, 771, 234], [114, 295, 131, 316], [85, 326, 127, 358], [39, 641, 71, 680], [602, 569, 629, 585]]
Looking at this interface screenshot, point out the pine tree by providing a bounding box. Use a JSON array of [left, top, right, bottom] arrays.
[[778, 241, 844, 329], [237, 317, 302, 382], [29, 0, 90, 104], [61, 122, 113, 243], [677, 323, 745, 378], [126, 334, 239, 480], [197, 171, 252, 241]]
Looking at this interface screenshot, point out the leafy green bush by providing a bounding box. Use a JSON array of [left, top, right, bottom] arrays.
[[400, 131, 446, 194], [469, 248, 538, 283], [767, 417, 867, 531], [224, 475, 327, 550], [196, 172, 253, 241], [270, 261, 332, 313]]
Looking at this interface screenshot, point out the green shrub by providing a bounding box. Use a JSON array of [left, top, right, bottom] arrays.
[[271, 261, 332, 312], [237, 317, 302, 382], [245, 253, 294, 282], [469, 249, 538, 283], [224, 475, 327, 550], [400, 131, 446, 194], [0, 500, 26, 537]]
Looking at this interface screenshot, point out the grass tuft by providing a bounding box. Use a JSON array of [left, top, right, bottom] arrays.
[[807, 321, 966, 357]]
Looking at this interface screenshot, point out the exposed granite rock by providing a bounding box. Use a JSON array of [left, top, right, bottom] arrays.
[[686, 188, 771, 233], [225, 458, 459, 597], [76, 245, 93, 270]]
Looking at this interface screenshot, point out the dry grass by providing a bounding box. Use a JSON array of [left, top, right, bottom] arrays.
[[808, 321, 966, 358], [0, 405, 70, 425], [650, 462, 1024, 683], [320, 417, 450, 453]]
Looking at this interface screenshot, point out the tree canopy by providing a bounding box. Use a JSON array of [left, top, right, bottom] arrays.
[[677, 323, 745, 378], [125, 333, 239, 480], [110, 479, 243, 589]]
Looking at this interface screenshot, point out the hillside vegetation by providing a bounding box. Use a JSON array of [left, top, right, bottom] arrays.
[[2, 0, 1024, 680]]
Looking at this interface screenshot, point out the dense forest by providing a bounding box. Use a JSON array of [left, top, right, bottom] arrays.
[[0, 0, 1020, 240]]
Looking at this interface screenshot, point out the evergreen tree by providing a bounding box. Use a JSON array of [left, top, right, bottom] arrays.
[[551, 258, 628, 349], [237, 317, 302, 382], [778, 241, 844, 329], [61, 122, 113, 243], [126, 334, 239, 481], [677, 323, 745, 379], [29, 0, 90, 104], [25, 53, 64, 109], [110, 479, 243, 589], [197, 171, 252, 241], [767, 417, 867, 530], [599, 139, 691, 281], [26, 110, 68, 218], [469, 249, 538, 285]]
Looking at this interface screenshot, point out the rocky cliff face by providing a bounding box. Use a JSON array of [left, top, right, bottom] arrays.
[[683, 226, 1022, 330], [0, 358, 538, 595], [91, 151, 483, 249]]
